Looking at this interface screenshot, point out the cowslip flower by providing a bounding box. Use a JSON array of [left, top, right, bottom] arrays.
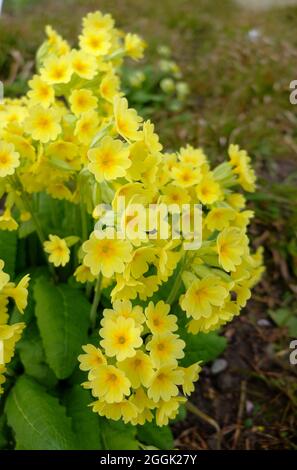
[[69, 88, 98, 116], [40, 55, 73, 84], [27, 75, 55, 108], [99, 316, 143, 361], [70, 49, 98, 79], [180, 276, 229, 319], [147, 365, 184, 402], [82, 231, 132, 278], [145, 301, 178, 334], [146, 333, 185, 367], [114, 96, 142, 141], [88, 136, 130, 182], [102, 300, 145, 327], [43, 234, 70, 267], [0, 142, 20, 177], [79, 29, 111, 56], [78, 344, 107, 372], [217, 227, 247, 272], [24, 106, 61, 143], [88, 364, 131, 403], [117, 350, 155, 388], [124, 33, 146, 60]]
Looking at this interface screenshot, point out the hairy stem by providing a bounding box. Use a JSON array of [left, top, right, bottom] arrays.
[[90, 273, 102, 328]]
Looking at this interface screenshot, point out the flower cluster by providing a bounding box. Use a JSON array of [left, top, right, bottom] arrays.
[[79, 300, 201, 426], [0, 260, 29, 393], [0, 10, 264, 425]]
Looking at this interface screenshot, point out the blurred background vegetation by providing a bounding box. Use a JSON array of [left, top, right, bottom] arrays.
[[0, 0, 296, 449]]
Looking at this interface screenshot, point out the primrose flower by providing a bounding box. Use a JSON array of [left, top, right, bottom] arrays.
[[180, 276, 229, 320], [99, 316, 143, 361], [40, 55, 73, 84], [28, 75, 55, 108], [88, 136, 131, 182], [114, 96, 143, 141], [124, 33, 146, 60], [24, 106, 61, 143], [217, 227, 248, 272], [70, 49, 98, 79], [0, 142, 20, 177], [146, 333, 185, 367], [78, 344, 107, 372], [117, 350, 155, 388], [82, 231, 133, 278], [44, 234, 70, 267], [69, 89, 98, 116], [145, 301, 178, 334], [79, 29, 111, 56], [147, 365, 184, 403], [88, 364, 131, 403], [196, 173, 222, 204]]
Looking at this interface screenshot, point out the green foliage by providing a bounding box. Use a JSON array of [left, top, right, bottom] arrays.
[[180, 330, 227, 366], [34, 277, 90, 379], [0, 230, 17, 277], [100, 419, 139, 450], [269, 307, 297, 338], [63, 386, 103, 450], [5, 376, 77, 450], [17, 323, 58, 388], [137, 420, 174, 450]]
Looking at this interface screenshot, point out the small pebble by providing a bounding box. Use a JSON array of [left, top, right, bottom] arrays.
[[211, 358, 228, 375], [257, 319, 271, 327], [246, 400, 254, 415]]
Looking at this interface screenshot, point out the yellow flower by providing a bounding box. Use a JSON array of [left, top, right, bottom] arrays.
[[147, 365, 184, 402], [44, 234, 70, 267], [180, 276, 229, 319], [82, 11, 114, 32], [99, 316, 142, 361], [74, 110, 100, 145], [196, 173, 222, 205], [69, 89, 98, 116], [0, 209, 18, 231], [114, 96, 142, 141], [74, 264, 96, 283], [28, 75, 55, 108], [91, 399, 138, 424], [70, 49, 98, 79], [89, 364, 131, 403], [181, 362, 202, 396], [117, 350, 154, 388], [0, 142, 20, 177], [41, 55, 73, 84], [179, 145, 207, 167], [156, 396, 187, 426], [145, 301, 178, 334], [0, 260, 10, 291], [124, 33, 146, 60], [0, 322, 25, 391], [161, 184, 190, 207], [126, 247, 157, 279], [100, 70, 121, 103], [78, 344, 107, 372], [2, 274, 30, 314], [171, 163, 201, 188], [217, 227, 247, 272], [88, 136, 130, 182], [187, 300, 239, 334], [228, 144, 256, 192], [82, 231, 133, 278], [146, 333, 185, 367], [79, 29, 111, 56], [24, 106, 61, 143], [205, 207, 236, 231], [102, 300, 145, 327]]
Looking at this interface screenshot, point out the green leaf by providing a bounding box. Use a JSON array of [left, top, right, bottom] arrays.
[[34, 277, 90, 379], [5, 376, 77, 450], [180, 330, 227, 366], [0, 415, 9, 449], [269, 308, 297, 337], [18, 323, 58, 388], [100, 419, 139, 450], [64, 385, 102, 450], [137, 420, 174, 450], [0, 230, 17, 277]]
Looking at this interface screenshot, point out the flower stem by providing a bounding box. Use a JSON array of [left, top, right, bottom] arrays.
[[186, 401, 221, 449], [166, 252, 187, 305], [90, 273, 102, 328], [13, 176, 57, 280]]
